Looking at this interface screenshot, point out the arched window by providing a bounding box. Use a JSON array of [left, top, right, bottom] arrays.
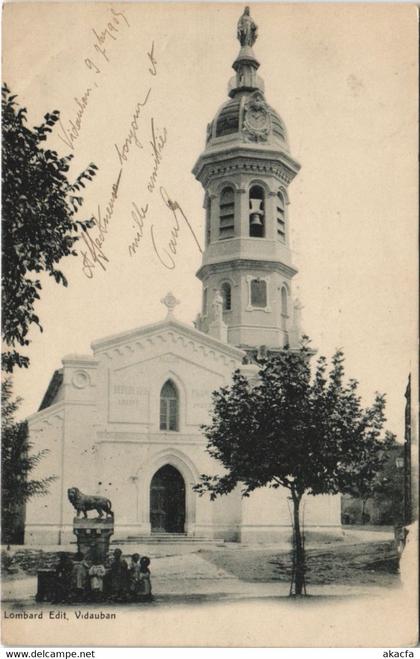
[[221, 282, 232, 311], [250, 279, 267, 308], [276, 192, 286, 242], [219, 186, 235, 239], [160, 380, 179, 431], [249, 185, 265, 238], [205, 197, 211, 246], [281, 286, 288, 329]]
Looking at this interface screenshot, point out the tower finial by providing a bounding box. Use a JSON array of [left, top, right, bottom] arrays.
[[237, 6, 258, 47], [230, 7, 262, 98]]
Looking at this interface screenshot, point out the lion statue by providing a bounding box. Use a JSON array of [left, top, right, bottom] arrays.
[[67, 487, 114, 519]]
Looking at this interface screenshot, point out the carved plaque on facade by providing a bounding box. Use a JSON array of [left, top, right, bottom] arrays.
[[191, 387, 211, 411], [108, 372, 149, 424]]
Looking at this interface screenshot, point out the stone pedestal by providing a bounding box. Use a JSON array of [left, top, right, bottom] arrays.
[[72, 517, 114, 562], [36, 569, 56, 602], [209, 318, 228, 342]]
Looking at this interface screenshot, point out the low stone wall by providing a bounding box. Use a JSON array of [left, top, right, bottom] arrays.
[[2, 547, 130, 577], [2, 549, 77, 577]]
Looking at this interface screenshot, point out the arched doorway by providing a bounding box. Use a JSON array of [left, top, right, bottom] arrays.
[[150, 465, 186, 533]]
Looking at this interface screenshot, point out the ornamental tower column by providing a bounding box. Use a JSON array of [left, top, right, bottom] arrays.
[[193, 7, 302, 351]]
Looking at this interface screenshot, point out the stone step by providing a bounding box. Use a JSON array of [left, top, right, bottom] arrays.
[[113, 534, 219, 544]]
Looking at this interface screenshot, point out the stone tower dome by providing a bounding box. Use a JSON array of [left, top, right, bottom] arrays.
[[207, 95, 289, 152], [193, 7, 303, 352]]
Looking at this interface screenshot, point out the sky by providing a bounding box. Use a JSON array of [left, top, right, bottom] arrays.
[[3, 2, 418, 437]]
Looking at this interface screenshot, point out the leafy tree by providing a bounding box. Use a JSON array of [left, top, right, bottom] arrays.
[[371, 444, 405, 525], [194, 341, 394, 596], [2, 84, 97, 372], [344, 435, 398, 524], [1, 378, 56, 544]]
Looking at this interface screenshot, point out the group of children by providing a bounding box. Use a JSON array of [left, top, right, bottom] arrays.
[[54, 548, 152, 603]]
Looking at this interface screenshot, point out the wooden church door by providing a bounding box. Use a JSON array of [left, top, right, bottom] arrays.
[[150, 464, 186, 533]]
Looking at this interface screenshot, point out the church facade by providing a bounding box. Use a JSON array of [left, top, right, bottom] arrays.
[[25, 9, 341, 545]]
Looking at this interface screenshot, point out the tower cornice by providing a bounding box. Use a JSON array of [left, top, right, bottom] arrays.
[[196, 258, 298, 282], [193, 147, 300, 189]]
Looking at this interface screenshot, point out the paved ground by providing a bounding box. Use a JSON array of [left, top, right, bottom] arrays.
[[1, 525, 395, 555], [2, 527, 400, 606], [3, 528, 417, 649]]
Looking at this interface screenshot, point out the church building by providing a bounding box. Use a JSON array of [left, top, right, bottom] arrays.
[[25, 8, 341, 545]]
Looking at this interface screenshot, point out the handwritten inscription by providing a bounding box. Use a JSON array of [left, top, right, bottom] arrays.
[[150, 187, 203, 270], [80, 168, 122, 278], [128, 202, 149, 257], [128, 186, 202, 269], [126, 115, 168, 256], [57, 88, 93, 151], [147, 42, 158, 76], [114, 90, 152, 166], [90, 8, 130, 67], [69, 21, 201, 278], [59, 7, 130, 152], [147, 118, 168, 193], [79, 38, 156, 279]]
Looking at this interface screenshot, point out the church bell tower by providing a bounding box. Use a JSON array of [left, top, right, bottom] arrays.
[[193, 7, 302, 351]]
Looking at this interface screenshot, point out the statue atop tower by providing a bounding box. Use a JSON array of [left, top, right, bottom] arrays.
[[237, 6, 258, 47]]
